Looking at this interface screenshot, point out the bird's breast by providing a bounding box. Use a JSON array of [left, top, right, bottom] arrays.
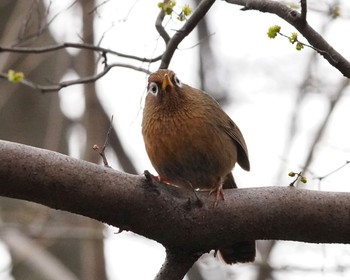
[[142, 108, 237, 189]]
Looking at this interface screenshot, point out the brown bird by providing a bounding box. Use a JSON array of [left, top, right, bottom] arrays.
[[142, 69, 255, 264]]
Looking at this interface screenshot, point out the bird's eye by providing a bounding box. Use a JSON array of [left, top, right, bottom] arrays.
[[174, 75, 182, 87], [148, 82, 159, 96]]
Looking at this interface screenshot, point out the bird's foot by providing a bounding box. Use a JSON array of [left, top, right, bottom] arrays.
[[209, 179, 224, 207]]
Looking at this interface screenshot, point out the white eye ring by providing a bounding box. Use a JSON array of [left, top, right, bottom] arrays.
[[174, 75, 182, 87], [148, 82, 159, 96]]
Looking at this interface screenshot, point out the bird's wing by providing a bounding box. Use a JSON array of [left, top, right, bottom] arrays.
[[190, 87, 250, 171], [221, 120, 250, 171]]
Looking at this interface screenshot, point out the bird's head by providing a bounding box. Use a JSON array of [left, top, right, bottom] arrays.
[[146, 69, 185, 107]]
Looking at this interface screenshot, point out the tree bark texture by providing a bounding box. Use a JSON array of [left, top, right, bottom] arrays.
[[1, 140, 350, 252]]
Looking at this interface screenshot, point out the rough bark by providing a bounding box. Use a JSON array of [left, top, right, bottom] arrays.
[[1, 139, 350, 250], [2, 139, 350, 278]]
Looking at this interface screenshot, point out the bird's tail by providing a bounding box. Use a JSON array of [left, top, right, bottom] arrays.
[[219, 241, 256, 264], [223, 172, 237, 189]]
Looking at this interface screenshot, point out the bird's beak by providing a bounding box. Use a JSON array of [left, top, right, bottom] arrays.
[[161, 74, 174, 91]]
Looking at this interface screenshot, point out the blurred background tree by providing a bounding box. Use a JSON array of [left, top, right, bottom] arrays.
[[0, 1, 134, 279]]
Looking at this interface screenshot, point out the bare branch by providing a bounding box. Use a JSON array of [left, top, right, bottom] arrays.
[[2, 140, 350, 277], [88, 0, 112, 15], [155, 251, 200, 280], [102, 113, 138, 175], [0, 42, 162, 63], [155, 1, 171, 44], [15, 1, 79, 46], [314, 161, 350, 182], [300, 0, 307, 21], [302, 78, 350, 172], [275, 16, 334, 184], [1, 140, 350, 249], [224, 0, 350, 78], [0, 63, 150, 93], [46, 1, 79, 29], [160, 0, 216, 69], [93, 115, 114, 168]]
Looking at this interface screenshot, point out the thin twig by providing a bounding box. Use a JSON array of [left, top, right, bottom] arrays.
[[93, 116, 114, 168], [224, 0, 350, 78], [15, 0, 79, 46], [314, 161, 350, 182], [275, 14, 335, 185], [47, 1, 79, 28], [277, 31, 328, 54], [0, 43, 162, 63], [289, 171, 304, 187], [302, 78, 350, 172], [88, 0, 112, 15], [160, 0, 216, 69], [155, 0, 171, 44], [0, 63, 150, 93]]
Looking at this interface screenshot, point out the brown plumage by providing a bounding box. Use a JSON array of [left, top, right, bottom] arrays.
[[142, 69, 255, 264]]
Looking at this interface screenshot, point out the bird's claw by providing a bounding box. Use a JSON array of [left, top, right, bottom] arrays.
[[209, 184, 225, 207]]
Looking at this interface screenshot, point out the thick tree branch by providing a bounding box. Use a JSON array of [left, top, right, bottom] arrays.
[[160, 0, 216, 69], [155, 250, 200, 280], [1, 139, 350, 251], [224, 0, 350, 78], [300, 0, 307, 21], [1, 140, 350, 279]]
